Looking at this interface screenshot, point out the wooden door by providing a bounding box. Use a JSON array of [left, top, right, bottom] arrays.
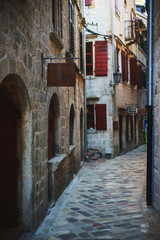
[[48, 102, 55, 159], [119, 115, 123, 152], [0, 95, 17, 227]]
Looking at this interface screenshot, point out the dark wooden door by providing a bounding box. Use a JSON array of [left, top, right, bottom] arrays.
[[119, 116, 123, 152], [48, 102, 55, 159], [0, 95, 17, 227]]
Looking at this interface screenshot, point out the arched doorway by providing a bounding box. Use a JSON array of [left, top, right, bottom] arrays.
[[0, 74, 32, 231], [0, 95, 17, 227]]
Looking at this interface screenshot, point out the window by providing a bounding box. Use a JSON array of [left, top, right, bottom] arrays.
[[86, 41, 108, 76], [115, 0, 120, 16], [85, 0, 92, 6], [87, 104, 107, 130], [69, 0, 74, 56], [52, 0, 62, 38], [130, 57, 137, 86], [79, 31, 83, 71], [86, 42, 93, 75]]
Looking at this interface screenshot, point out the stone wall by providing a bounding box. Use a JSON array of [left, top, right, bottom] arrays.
[[153, 0, 160, 217], [0, 0, 84, 231]]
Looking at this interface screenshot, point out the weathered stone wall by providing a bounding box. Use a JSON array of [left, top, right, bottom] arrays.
[[0, 0, 84, 231], [153, 0, 160, 217]]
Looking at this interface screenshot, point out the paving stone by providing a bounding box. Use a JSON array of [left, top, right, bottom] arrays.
[[19, 145, 160, 240]]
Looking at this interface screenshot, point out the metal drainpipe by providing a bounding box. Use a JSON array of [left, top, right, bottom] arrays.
[[147, 0, 154, 206], [82, 0, 87, 159], [110, 0, 116, 118]]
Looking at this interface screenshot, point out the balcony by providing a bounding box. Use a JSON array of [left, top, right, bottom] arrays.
[[125, 20, 136, 40]]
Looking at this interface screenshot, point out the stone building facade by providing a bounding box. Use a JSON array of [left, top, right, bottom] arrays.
[[0, 0, 85, 232], [152, 0, 160, 217], [85, 0, 147, 158]]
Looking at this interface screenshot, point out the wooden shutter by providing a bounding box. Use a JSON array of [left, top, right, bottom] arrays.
[[85, 0, 92, 6], [130, 57, 137, 85], [121, 51, 128, 81], [95, 41, 108, 76], [86, 42, 93, 75], [137, 64, 143, 89], [96, 104, 107, 130], [121, 51, 125, 81]]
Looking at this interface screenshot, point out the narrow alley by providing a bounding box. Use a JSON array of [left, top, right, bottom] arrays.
[[19, 145, 160, 240]]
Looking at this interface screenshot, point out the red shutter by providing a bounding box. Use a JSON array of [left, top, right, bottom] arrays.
[[137, 64, 143, 89], [85, 0, 92, 6], [121, 51, 125, 81], [125, 54, 128, 82], [95, 41, 108, 76], [96, 104, 107, 130], [130, 57, 137, 85]]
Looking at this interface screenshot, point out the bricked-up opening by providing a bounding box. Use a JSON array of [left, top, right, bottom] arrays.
[[95, 41, 108, 76], [52, 0, 63, 38], [69, 104, 75, 145], [69, 0, 74, 56], [48, 94, 60, 160], [86, 42, 93, 75]]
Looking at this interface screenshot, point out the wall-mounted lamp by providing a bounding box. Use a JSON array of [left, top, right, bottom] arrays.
[[113, 72, 122, 84]]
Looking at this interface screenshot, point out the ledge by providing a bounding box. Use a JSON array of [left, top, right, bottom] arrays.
[[49, 31, 64, 51], [69, 145, 76, 155], [48, 154, 67, 172]]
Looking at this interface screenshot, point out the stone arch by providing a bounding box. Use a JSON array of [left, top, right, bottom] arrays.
[[0, 74, 32, 231], [48, 93, 60, 159], [69, 104, 75, 145]]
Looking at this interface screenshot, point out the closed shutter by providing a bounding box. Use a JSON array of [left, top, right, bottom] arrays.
[[96, 104, 107, 130], [95, 41, 108, 76], [130, 57, 137, 85], [121, 51, 125, 81], [85, 0, 92, 6], [137, 64, 143, 89], [125, 54, 128, 82]]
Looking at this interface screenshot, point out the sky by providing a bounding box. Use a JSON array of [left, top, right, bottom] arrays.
[[136, 0, 145, 5]]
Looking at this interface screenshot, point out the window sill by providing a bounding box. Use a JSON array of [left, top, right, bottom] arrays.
[[87, 128, 96, 134], [49, 31, 64, 51]]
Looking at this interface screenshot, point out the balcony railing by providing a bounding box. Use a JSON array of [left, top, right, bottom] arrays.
[[125, 20, 136, 40]]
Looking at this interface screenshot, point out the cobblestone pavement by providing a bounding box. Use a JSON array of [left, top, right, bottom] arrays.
[[19, 145, 160, 240]]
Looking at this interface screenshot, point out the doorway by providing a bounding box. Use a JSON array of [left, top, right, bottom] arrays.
[[119, 115, 123, 152], [0, 95, 17, 227]]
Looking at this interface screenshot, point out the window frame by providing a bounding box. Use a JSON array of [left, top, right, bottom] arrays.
[[52, 0, 63, 39], [69, 0, 74, 56], [86, 42, 93, 76], [87, 104, 107, 131]]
